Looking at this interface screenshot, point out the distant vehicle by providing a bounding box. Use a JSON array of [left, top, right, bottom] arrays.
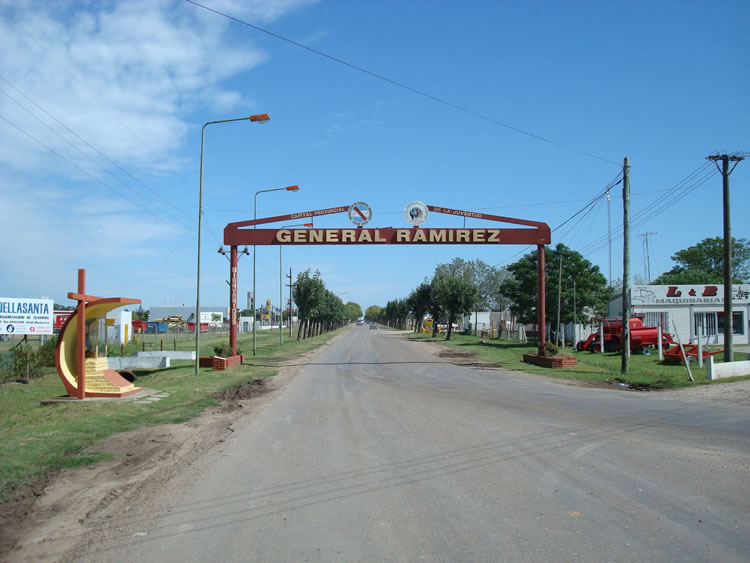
[[356, 319, 364, 326], [369, 322, 377, 329]]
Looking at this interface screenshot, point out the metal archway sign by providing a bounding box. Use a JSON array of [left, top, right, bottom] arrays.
[[223, 204, 551, 356]]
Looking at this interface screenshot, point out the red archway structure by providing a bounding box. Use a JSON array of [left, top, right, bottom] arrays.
[[224, 204, 550, 357]]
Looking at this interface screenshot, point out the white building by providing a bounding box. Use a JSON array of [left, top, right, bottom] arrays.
[[609, 284, 750, 345]]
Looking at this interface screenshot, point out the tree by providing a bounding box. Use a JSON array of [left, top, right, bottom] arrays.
[[500, 244, 609, 335], [364, 305, 382, 321], [426, 278, 443, 338], [344, 301, 363, 321], [652, 237, 750, 284], [133, 306, 149, 321], [293, 269, 325, 341], [434, 258, 511, 311], [407, 281, 432, 332], [433, 275, 479, 340]]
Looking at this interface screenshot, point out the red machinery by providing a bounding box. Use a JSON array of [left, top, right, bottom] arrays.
[[663, 343, 723, 364], [576, 317, 675, 354]]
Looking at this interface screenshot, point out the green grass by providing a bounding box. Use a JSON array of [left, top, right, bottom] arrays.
[[408, 331, 750, 389], [0, 327, 344, 497]]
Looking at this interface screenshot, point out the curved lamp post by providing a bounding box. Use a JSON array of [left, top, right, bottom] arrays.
[[195, 113, 269, 375], [253, 185, 300, 356], [279, 222, 313, 346]]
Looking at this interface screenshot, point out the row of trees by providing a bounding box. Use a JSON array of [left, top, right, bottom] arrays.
[[374, 247, 612, 341], [376, 258, 504, 340], [370, 236, 750, 342], [292, 269, 362, 341]]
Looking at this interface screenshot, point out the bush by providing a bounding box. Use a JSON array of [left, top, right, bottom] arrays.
[[0, 351, 13, 383], [213, 342, 240, 358], [11, 345, 42, 380], [38, 336, 58, 367], [544, 340, 559, 357], [96, 342, 140, 357]]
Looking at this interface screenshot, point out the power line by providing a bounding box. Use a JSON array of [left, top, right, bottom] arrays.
[[491, 171, 623, 267], [579, 162, 715, 258], [0, 112, 195, 235], [184, 0, 621, 166], [16, 23, 155, 155], [0, 75, 197, 227], [0, 79, 198, 235]]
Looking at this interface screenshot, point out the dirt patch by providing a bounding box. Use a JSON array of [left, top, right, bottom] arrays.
[[214, 378, 269, 407], [438, 348, 474, 359], [1, 332, 345, 562]]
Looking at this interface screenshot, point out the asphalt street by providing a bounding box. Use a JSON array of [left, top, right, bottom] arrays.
[[87, 326, 750, 562]]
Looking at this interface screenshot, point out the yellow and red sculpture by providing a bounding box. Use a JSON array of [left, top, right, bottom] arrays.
[[55, 269, 142, 399]]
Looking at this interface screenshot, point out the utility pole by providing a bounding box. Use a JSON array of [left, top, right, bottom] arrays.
[[573, 279, 577, 346], [556, 253, 563, 347], [606, 186, 612, 286], [637, 232, 657, 282], [621, 157, 631, 375], [707, 153, 744, 362], [286, 269, 295, 338]]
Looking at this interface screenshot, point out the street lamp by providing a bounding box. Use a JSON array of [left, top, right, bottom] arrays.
[[253, 185, 300, 355], [195, 113, 269, 375], [279, 222, 313, 346]]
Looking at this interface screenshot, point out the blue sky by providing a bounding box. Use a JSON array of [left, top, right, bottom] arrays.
[[1, 0, 748, 315]]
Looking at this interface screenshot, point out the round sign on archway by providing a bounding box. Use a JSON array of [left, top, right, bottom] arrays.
[[223, 203, 551, 357]]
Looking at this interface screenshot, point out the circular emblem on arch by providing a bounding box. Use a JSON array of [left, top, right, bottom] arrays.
[[404, 201, 429, 226], [348, 201, 372, 226]]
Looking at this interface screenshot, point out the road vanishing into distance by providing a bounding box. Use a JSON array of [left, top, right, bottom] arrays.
[[84, 327, 749, 562]]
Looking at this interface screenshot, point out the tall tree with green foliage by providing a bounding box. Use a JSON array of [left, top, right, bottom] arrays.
[[364, 305, 382, 321], [293, 269, 325, 341], [407, 281, 432, 332], [344, 301, 363, 321], [433, 275, 479, 340], [500, 244, 609, 334], [133, 305, 149, 321], [426, 278, 443, 337], [652, 237, 750, 284], [434, 257, 511, 311]]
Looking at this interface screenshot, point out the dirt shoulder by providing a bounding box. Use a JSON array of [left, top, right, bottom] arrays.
[[408, 334, 750, 405], [4, 332, 748, 561], [1, 334, 343, 562]]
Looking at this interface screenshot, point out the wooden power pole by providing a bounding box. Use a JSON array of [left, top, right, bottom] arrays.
[[707, 153, 744, 362], [621, 157, 631, 375]]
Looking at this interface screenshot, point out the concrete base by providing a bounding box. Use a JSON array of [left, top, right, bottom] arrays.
[[706, 356, 750, 380], [137, 351, 196, 360], [107, 356, 169, 370]]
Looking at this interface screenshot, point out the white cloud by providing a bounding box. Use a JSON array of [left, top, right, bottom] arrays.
[[0, 0, 315, 304], [0, 0, 281, 174], [202, 0, 319, 24]]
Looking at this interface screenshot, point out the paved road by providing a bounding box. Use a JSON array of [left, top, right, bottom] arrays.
[[88, 327, 750, 562]]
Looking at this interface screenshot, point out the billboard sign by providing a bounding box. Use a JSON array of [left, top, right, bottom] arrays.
[[0, 298, 54, 335], [53, 311, 73, 330], [200, 311, 224, 326]]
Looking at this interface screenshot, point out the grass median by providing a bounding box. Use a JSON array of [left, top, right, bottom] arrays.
[[0, 327, 344, 497], [408, 331, 750, 389]]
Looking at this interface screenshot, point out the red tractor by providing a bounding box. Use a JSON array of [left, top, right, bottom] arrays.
[[576, 317, 675, 354]]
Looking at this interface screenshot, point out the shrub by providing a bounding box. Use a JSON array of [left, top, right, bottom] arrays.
[[0, 351, 13, 383], [96, 342, 140, 357], [213, 342, 240, 358], [11, 344, 42, 380], [38, 336, 58, 367], [544, 340, 559, 357]]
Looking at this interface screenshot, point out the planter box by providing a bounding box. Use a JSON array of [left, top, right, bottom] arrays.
[[523, 353, 578, 369], [212, 354, 245, 370]]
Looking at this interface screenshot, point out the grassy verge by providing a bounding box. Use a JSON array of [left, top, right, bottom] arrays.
[[408, 331, 750, 389], [0, 327, 344, 497]]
